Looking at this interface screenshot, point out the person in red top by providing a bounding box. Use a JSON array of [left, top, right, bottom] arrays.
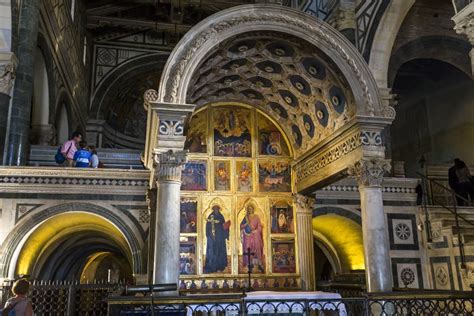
[[61, 131, 82, 167]]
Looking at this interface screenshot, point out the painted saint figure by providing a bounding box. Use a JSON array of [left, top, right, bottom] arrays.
[[204, 205, 231, 273], [240, 204, 265, 272]]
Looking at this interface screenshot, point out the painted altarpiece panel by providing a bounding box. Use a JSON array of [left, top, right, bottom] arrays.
[[180, 237, 197, 275], [213, 107, 252, 157], [180, 198, 198, 234], [181, 160, 207, 191], [258, 160, 292, 192], [214, 160, 231, 191], [236, 160, 253, 192], [258, 113, 289, 156], [271, 239, 297, 273], [184, 109, 208, 153], [202, 197, 232, 274], [237, 198, 267, 275], [270, 200, 294, 234]]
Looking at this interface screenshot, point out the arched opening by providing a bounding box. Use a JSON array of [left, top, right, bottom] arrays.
[[14, 212, 133, 282], [56, 102, 70, 144], [391, 58, 474, 175], [30, 47, 53, 145]]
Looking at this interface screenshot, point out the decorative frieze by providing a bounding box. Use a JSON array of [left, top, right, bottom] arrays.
[[159, 120, 184, 136], [348, 158, 391, 188]]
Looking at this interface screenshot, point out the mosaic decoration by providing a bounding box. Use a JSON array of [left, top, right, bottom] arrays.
[[180, 237, 197, 275], [258, 161, 291, 192], [213, 107, 252, 157], [181, 161, 207, 191], [270, 201, 294, 234], [271, 239, 296, 273], [236, 161, 253, 192], [188, 32, 356, 156], [180, 198, 197, 234]]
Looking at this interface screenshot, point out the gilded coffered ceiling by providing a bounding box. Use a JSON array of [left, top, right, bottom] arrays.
[[187, 32, 356, 155]]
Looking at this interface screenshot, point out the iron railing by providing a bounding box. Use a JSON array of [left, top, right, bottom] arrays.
[[417, 171, 474, 269], [108, 291, 474, 315]]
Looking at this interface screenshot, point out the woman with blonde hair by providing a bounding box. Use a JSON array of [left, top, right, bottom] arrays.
[[2, 279, 33, 316]]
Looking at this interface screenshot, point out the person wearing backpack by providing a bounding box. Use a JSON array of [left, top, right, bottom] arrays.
[[73, 141, 92, 168], [2, 279, 33, 316], [55, 131, 82, 167]]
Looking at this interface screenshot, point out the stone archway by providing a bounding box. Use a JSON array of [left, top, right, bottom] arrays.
[[144, 4, 396, 293], [0, 203, 145, 279]]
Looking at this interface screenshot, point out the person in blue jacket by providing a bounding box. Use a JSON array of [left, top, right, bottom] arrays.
[[73, 141, 92, 168]]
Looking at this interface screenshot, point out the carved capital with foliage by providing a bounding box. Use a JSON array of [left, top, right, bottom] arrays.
[[153, 150, 188, 182], [295, 194, 315, 215], [348, 158, 391, 188]]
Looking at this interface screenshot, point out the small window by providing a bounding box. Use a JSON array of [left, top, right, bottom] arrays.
[[70, 0, 76, 21]]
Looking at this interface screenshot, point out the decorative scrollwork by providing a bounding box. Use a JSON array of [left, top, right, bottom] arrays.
[[159, 120, 184, 136], [360, 131, 383, 146]]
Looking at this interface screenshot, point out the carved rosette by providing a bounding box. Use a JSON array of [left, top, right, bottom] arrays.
[[295, 194, 315, 215], [348, 158, 391, 188], [143, 89, 159, 111], [154, 150, 188, 182], [0, 62, 15, 95]]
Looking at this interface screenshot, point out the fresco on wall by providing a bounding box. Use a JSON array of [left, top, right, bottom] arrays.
[[180, 198, 197, 234], [236, 161, 253, 192], [238, 202, 266, 274], [271, 239, 296, 273], [258, 114, 289, 156], [203, 204, 231, 274], [271, 201, 294, 234], [181, 161, 207, 191], [184, 109, 208, 153], [180, 237, 197, 275], [214, 160, 231, 191], [258, 161, 291, 192], [213, 107, 252, 157]]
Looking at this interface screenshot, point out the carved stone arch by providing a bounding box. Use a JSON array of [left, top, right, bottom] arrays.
[[313, 231, 343, 274], [388, 36, 472, 87], [90, 53, 169, 120], [146, 4, 395, 193], [0, 202, 145, 278], [54, 89, 74, 144], [158, 4, 386, 118], [368, 0, 415, 87], [313, 206, 361, 225]]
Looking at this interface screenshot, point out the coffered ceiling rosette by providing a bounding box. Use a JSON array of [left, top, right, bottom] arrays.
[[187, 32, 356, 156]]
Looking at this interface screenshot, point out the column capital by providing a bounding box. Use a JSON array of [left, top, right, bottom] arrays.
[[348, 158, 391, 188], [295, 194, 315, 215], [0, 52, 17, 96], [153, 150, 188, 182], [453, 9, 474, 44]]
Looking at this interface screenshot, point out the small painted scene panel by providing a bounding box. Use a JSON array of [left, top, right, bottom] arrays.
[[258, 161, 291, 192], [180, 237, 197, 275], [180, 198, 197, 234], [271, 239, 296, 273], [214, 160, 231, 191], [271, 200, 294, 234], [184, 109, 208, 153], [236, 160, 253, 192], [213, 107, 252, 157], [181, 161, 207, 191], [258, 113, 289, 156], [203, 204, 232, 274]]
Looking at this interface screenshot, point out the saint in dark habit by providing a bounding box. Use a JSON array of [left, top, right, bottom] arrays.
[[204, 205, 231, 273]]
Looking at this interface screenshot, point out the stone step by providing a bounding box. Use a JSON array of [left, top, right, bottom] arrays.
[[28, 145, 144, 169]]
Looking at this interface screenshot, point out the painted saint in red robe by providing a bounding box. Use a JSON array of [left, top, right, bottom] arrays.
[[240, 205, 265, 272]]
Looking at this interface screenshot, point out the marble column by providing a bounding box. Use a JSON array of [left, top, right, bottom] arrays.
[[295, 194, 316, 291], [349, 158, 392, 292], [5, 0, 41, 165], [0, 52, 16, 164], [152, 150, 187, 295]]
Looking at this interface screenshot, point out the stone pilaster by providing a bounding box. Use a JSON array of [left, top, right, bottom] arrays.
[[348, 158, 392, 292], [5, 0, 41, 165], [146, 186, 157, 285], [152, 150, 187, 295], [453, 5, 474, 77], [295, 194, 316, 291], [0, 52, 16, 164]]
